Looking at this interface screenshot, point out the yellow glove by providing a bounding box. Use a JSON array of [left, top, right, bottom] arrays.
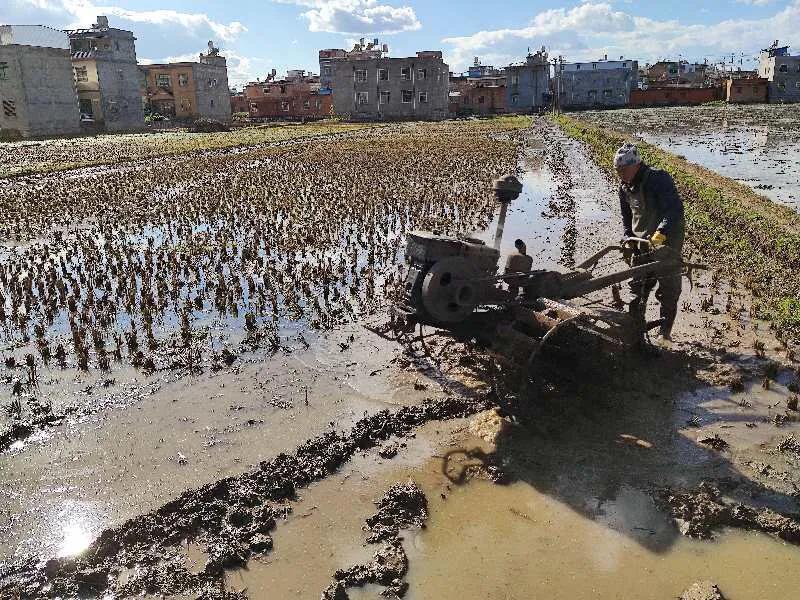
[[650, 231, 667, 247]]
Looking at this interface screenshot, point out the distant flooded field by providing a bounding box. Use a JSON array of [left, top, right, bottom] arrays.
[[579, 104, 800, 211]]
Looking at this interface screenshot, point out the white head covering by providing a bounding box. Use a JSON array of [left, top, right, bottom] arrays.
[[613, 143, 641, 168]]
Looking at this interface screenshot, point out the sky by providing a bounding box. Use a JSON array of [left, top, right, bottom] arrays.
[[3, 0, 800, 88]]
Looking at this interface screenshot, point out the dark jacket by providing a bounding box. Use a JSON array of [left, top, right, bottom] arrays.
[[619, 165, 684, 241]]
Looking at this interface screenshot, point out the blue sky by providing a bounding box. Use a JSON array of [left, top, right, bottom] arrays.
[[3, 1, 800, 87]]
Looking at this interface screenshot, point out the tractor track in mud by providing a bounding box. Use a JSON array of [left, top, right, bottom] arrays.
[[0, 394, 492, 599]]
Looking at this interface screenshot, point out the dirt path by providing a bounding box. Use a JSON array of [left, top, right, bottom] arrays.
[[2, 118, 800, 599]]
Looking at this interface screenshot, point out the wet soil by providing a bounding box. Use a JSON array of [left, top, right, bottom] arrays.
[[2, 116, 800, 599]]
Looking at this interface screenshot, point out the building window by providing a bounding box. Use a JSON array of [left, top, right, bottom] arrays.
[[510, 74, 519, 86], [588, 90, 597, 99], [79, 99, 93, 115], [779, 64, 788, 73], [156, 73, 171, 88], [603, 89, 612, 97], [378, 68, 388, 81], [355, 69, 368, 83], [419, 91, 428, 103], [322, 66, 332, 76], [303, 99, 310, 109], [379, 90, 390, 104], [356, 91, 369, 105], [478, 95, 485, 104], [316, 99, 322, 109], [401, 66, 411, 80], [778, 82, 786, 91], [280, 85, 286, 94], [281, 100, 290, 111], [180, 98, 192, 111], [418, 68, 427, 80], [209, 79, 218, 88], [511, 94, 518, 105], [179, 73, 189, 87], [623, 62, 628, 68], [592, 63, 597, 70], [74, 66, 88, 82], [401, 89, 413, 103], [576, 64, 581, 70], [2, 99, 17, 118], [263, 86, 271, 93], [210, 99, 214, 107], [796, 81, 800, 89], [0, 62, 7, 80]]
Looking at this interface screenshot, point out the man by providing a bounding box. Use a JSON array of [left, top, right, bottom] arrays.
[[504, 239, 533, 297], [614, 143, 685, 342]]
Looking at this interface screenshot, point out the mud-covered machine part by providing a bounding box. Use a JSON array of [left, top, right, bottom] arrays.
[[392, 229, 697, 362]]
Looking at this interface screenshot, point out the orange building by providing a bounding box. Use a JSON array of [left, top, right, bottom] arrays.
[[726, 77, 768, 104], [141, 45, 231, 122], [629, 86, 722, 107], [244, 72, 331, 119]]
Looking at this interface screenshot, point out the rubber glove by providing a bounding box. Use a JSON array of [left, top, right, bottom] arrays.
[[650, 231, 667, 247]]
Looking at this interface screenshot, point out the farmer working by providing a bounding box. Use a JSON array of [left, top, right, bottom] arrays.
[[614, 143, 685, 342]]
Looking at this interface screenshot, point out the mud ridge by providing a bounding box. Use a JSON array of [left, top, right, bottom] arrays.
[[0, 395, 490, 599], [656, 481, 800, 542], [321, 481, 428, 600]]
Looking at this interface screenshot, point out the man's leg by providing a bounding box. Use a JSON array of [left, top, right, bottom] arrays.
[[629, 275, 657, 331], [655, 273, 683, 339]]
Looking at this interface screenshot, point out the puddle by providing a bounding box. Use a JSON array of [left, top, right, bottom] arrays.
[[222, 416, 800, 600], [405, 477, 800, 600], [580, 105, 800, 211]]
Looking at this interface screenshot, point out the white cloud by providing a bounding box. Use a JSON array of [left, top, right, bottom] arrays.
[[16, 0, 247, 42], [442, 1, 800, 71], [273, 0, 420, 34]]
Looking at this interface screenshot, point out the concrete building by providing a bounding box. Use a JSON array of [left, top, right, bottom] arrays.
[[449, 57, 507, 116], [141, 41, 231, 122], [328, 43, 449, 121], [554, 58, 638, 110], [67, 15, 144, 131], [0, 25, 80, 138], [449, 83, 506, 116], [645, 61, 708, 87], [244, 69, 330, 119], [726, 77, 768, 104], [758, 43, 800, 103], [505, 48, 550, 113]]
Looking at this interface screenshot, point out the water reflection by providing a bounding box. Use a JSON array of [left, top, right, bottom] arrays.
[[58, 521, 92, 557]]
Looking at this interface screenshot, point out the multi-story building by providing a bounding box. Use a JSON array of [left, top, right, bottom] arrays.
[[449, 57, 507, 116], [645, 61, 707, 87], [328, 44, 449, 120], [141, 42, 232, 122], [758, 43, 800, 103], [554, 58, 638, 110], [0, 25, 80, 138], [244, 69, 330, 119], [67, 15, 144, 131], [505, 48, 550, 113]]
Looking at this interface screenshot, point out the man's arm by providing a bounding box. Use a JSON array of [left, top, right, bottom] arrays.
[[619, 188, 633, 237], [649, 171, 684, 235]]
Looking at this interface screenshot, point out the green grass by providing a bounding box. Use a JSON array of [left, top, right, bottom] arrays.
[[552, 112, 800, 342]]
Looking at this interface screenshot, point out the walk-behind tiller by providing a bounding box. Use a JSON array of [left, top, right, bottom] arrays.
[[387, 174, 703, 366]]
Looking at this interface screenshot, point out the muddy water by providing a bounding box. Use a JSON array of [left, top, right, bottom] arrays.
[[223, 416, 800, 600], [580, 105, 800, 210], [405, 476, 800, 600]]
